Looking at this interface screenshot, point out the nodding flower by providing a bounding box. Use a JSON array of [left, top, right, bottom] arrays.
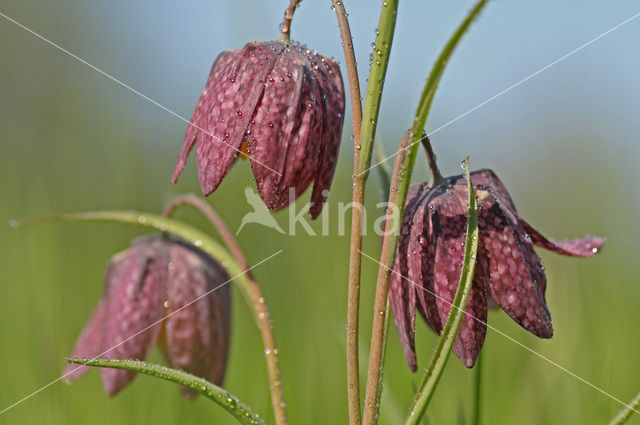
[[65, 235, 231, 398], [389, 169, 604, 370], [172, 40, 345, 219]]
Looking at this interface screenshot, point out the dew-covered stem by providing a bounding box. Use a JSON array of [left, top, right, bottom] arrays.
[[280, 0, 302, 43], [363, 3, 488, 422], [340, 1, 397, 424], [329, 0, 365, 422], [163, 195, 287, 425], [404, 158, 479, 425], [362, 131, 410, 425], [65, 358, 265, 425]]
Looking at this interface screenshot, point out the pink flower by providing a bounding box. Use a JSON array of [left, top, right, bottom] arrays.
[[65, 236, 231, 397], [389, 169, 604, 370], [172, 41, 345, 218]]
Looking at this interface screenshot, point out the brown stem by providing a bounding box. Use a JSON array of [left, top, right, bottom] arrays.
[[330, 1, 364, 423], [420, 133, 443, 187], [362, 131, 411, 425], [280, 0, 302, 44], [163, 194, 288, 425]]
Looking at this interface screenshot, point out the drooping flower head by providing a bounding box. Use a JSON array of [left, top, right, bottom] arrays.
[[65, 236, 231, 398], [390, 169, 604, 370], [172, 41, 345, 219]]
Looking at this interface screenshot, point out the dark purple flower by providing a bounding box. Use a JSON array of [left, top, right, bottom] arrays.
[[65, 236, 231, 398], [389, 169, 604, 370], [172, 41, 345, 219]]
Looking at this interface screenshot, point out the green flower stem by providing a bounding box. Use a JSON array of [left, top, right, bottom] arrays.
[[362, 131, 411, 425], [355, 0, 399, 177], [404, 158, 479, 425], [472, 352, 484, 425], [607, 391, 640, 425], [65, 358, 264, 425], [362, 3, 488, 423], [15, 211, 284, 421], [162, 195, 287, 425], [330, 1, 365, 422], [345, 1, 398, 424]]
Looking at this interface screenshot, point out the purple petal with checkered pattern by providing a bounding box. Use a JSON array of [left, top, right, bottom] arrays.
[[164, 243, 231, 399], [389, 169, 604, 370], [172, 41, 344, 218]]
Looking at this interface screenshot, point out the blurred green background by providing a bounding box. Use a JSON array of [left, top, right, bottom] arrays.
[[1, 0, 639, 424]]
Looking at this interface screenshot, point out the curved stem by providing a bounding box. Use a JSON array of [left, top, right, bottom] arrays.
[[162, 195, 287, 425], [362, 131, 410, 425], [343, 2, 398, 424], [420, 134, 443, 187], [66, 358, 265, 425], [608, 391, 640, 425], [404, 158, 479, 425], [363, 3, 488, 423], [331, 0, 363, 136], [280, 0, 302, 43], [163, 195, 247, 269], [329, 1, 364, 423]]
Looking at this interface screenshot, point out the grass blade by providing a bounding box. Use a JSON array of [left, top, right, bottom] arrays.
[[66, 358, 264, 425], [404, 157, 479, 425]]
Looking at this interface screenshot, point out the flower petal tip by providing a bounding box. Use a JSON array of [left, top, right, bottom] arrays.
[[101, 368, 135, 397]]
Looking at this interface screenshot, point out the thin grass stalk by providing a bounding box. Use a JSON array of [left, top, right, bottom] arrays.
[[362, 3, 489, 423], [65, 358, 265, 425], [404, 158, 479, 424], [329, 1, 365, 421], [344, 1, 399, 423]]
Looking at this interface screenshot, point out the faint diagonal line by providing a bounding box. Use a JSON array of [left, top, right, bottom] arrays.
[[359, 11, 640, 177], [0, 10, 282, 178], [0, 249, 283, 416], [358, 249, 640, 414]]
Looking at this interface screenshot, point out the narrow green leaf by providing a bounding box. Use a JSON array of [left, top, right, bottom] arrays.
[[355, 0, 399, 177], [383, 0, 489, 263], [65, 358, 264, 425], [404, 157, 479, 425]]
